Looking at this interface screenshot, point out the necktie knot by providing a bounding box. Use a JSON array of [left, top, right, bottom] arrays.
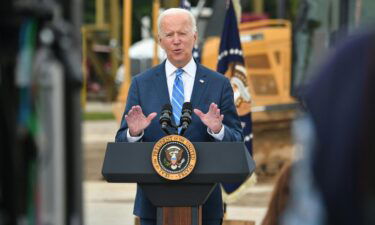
[[176, 68, 184, 79]]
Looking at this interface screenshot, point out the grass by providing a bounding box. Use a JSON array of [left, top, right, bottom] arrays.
[[83, 112, 115, 120]]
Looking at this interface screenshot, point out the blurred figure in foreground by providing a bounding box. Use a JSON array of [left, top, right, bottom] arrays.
[[285, 28, 375, 225], [261, 162, 292, 225]]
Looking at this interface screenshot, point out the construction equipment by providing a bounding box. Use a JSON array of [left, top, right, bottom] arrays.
[[202, 19, 297, 176], [202, 19, 295, 113]]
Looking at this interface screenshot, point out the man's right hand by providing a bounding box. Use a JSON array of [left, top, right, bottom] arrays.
[[125, 105, 157, 136]]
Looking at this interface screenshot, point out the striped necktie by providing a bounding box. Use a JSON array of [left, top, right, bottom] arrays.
[[172, 68, 184, 128]]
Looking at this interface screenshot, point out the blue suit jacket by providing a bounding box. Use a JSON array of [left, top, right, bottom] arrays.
[[115, 61, 243, 219]]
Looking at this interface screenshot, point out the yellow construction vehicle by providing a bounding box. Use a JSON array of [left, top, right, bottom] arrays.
[[202, 19, 297, 175], [203, 19, 295, 113]]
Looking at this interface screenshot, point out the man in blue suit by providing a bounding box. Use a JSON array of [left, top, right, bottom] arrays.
[[115, 8, 243, 225]]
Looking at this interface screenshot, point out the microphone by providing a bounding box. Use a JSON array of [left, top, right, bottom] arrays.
[[159, 104, 173, 135], [179, 102, 193, 136]]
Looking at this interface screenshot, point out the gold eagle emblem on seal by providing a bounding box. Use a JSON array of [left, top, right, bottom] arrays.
[[151, 135, 197, 180]]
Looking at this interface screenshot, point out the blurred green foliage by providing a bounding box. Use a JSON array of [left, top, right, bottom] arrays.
[[83, 112, 115, 120], [83, 0, 217, 43], [83, 0, 152, 43], [132, 1, 152, 44], [82, 0, 302, 49], [240, 0, 301, 22], [84, 0, 95, 24]]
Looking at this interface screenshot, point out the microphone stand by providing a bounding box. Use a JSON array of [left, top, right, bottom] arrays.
[[161, 124, 171, 135], [161, 123, 179, 136], [171, 124, 179, 135], [179, 125, 188, 136]]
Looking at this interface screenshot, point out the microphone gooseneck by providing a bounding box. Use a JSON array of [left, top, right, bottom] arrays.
[[179, 102, 193, 136], [159, 104, 173, 135]]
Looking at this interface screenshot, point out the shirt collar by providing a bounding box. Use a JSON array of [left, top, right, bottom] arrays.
[[165, 58, 196, 78]]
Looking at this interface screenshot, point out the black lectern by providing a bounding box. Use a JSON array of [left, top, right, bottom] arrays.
[[102, 141, 255, 225]]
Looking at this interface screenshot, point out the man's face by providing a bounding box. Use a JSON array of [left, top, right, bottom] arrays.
[[159, 13, 197, 68]]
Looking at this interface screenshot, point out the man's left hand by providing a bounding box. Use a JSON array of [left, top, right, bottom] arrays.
[[194, 103, 223, 133]]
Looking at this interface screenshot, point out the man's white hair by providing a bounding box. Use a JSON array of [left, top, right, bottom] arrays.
[[157, 8, 197, 36]]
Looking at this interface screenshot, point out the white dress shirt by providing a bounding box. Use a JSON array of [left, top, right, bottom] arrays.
[[126, 57, 224, 141], [165, 57, 196, 102]]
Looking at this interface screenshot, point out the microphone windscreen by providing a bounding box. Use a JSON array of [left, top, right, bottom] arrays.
[[182, 102, 193, 111], [162, 103, 172, 112]]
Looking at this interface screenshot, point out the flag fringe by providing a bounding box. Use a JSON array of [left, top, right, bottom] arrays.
[[221, 172, 258, 204]]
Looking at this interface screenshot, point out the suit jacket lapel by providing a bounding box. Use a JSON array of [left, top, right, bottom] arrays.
[[152, 61, 171, 106], [190, 63, 209, 109]]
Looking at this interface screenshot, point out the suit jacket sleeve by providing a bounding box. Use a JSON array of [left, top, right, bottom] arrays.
[[220, 78, 244, 142], [115, 77, 140, 142]]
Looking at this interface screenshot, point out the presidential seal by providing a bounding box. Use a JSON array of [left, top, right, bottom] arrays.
[[151, 135, 197, 180]]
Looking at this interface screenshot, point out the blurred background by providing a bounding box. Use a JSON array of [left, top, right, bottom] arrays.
[[1, 0, 374, 225]]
